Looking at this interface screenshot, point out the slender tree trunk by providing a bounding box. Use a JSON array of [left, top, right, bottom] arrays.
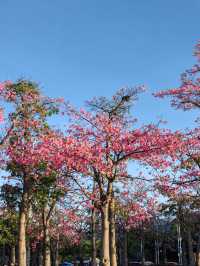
[[11, 245, 16, 266], [188, 228, 195, 266], [92, 207, 97, 266], [19, 210, 27, 266], [92, 181, 97, 266], [43, 220, 51, 266], [18, 186, 28, 266], [196, 233, 200, 266], [101, 202, 110, 266], [26, 239, 31, 266], [109, 197, 117, 266], [55, 238, 60, 266]]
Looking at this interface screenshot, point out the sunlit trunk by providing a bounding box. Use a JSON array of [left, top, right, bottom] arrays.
[[109, 196, 117, 266], [43, 219, 51, 266], [18, 185, 28, 266], [19, 209, 27, 266], [92, 207, 97, 266], [11, 245, 16, 266], [101, 202, 110, 266]]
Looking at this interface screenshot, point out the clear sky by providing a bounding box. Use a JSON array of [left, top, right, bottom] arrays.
[[0, 0, 199, 130]]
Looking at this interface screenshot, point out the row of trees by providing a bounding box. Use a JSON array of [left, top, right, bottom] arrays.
[[0, 40, 200, 266]]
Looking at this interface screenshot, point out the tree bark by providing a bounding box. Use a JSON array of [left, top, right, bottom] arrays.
[[55, 238, 60, 266], [109, 197, 117, 266], [18, 186, 28, 266], [26, 239, 31, 266], [19, 209, 27, 266], [11, 245, 16, 266], [42, 199, 57, 266], [101, 202, 110, 266], [92, 207, 97, 266], [43, 220, 51, 266]]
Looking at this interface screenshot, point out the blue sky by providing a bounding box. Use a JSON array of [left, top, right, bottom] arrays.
[[0, 0, 199, 130]]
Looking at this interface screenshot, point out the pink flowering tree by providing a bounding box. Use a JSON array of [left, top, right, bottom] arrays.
[[155, 41, 200, 111], [64, 88, 182, 266], [154, 39, 200, 208], [0, 80, 62, 266]]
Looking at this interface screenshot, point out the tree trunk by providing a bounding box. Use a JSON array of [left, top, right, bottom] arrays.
[[11, 245, 16, 266], [18, 186, 28, 266], [109, 197, 117, 266], [188, 228, 195, 266], [26, 239, 31, 266], [92, 207, 97, 266], [101, 202, 110, 266], [43, 220, 51, 266], [196, 233, 200, 266], [19, 210, 27, 266], [55, 238, 60, 266]]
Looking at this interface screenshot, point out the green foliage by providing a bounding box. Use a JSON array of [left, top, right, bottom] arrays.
[[0, 184, 19, 245], [0, 212, 18, 245]]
